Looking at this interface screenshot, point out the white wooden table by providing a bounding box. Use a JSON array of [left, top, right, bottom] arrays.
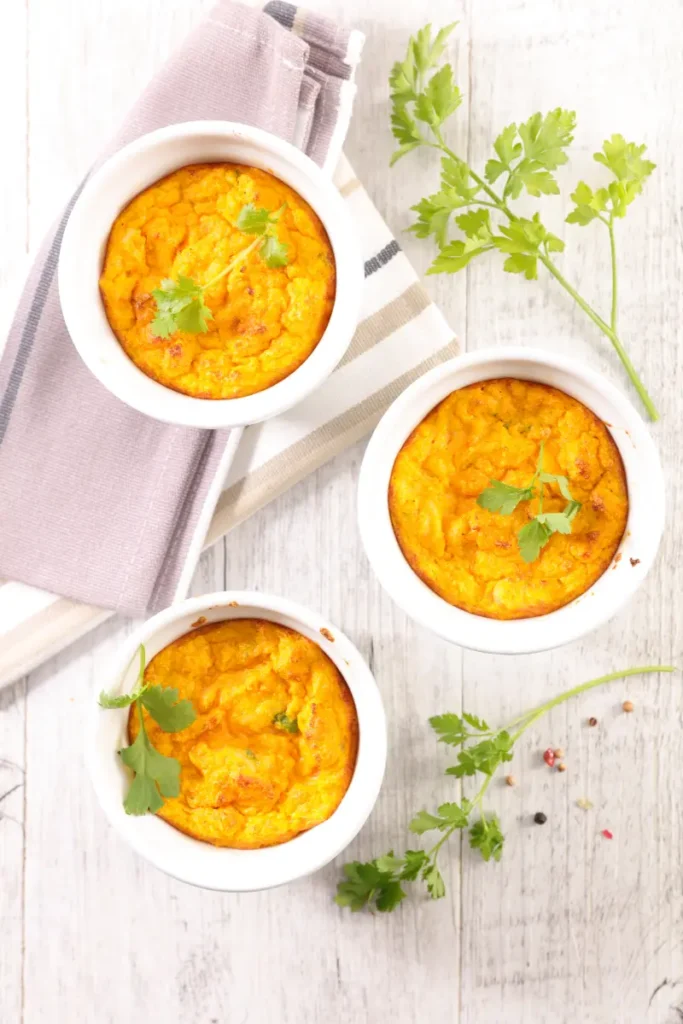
[[2, 1, 682, 1021]]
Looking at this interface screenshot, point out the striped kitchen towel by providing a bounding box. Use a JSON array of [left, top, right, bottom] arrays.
[[0, 6, 458, 689]]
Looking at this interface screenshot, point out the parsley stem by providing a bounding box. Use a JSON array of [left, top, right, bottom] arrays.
[[608, 214, 618, 333], [473, 775, 492, 823], [426, 825, 457, 861], [538, 253, 659, 421], [135, 695, 147, 739], [535, 441, 545, 514], [506, 665, 675, 739], [202, 236, 262, 292]]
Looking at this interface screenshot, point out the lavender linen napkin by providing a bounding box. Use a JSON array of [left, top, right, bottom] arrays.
[[0, 0, 362, 617]]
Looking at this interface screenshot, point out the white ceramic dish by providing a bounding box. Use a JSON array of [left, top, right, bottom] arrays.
[[88, 592, 386, 891], [59, 121, 363, 428], [358, 347, 665, 655]]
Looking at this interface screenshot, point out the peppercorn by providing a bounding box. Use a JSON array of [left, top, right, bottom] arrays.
[[505, 774, 516, 787], [553, 747, 564, 758], [622, 700, 634, 713], [534, 812, 547, 825], [543, 748, 556, 767], [557, 762, 567, 773], [588, 716, 598, 727]]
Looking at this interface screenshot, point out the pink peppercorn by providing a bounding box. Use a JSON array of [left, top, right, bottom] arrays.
[[601, 829, 613, 840], [543, 748, 556, 767]]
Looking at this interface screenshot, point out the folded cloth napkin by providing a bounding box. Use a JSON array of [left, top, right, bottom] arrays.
[[0, 2, 458, 689], [0, 0, 362, 617]]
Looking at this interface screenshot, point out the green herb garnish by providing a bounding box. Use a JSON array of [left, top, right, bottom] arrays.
[[150, 203, 289, 339], [336, 665, 675, 913], [476, 441, 581, 562], [388, 23, 658, 419], [99, 645, 197, 816], [273, 711, 300, 734]]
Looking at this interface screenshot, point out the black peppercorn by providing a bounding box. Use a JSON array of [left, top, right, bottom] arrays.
[[534, 811, 547, 825]]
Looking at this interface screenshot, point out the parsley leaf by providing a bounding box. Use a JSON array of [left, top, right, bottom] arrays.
[[375, 853, 405, 874], [566, 181, 609, 225], [492, 214, 565, 280], [236, 204, 274, 234], [518, 517, 553, 563], [410, 194, 460, 247], [518, 109, 576, 169], [469, 815, 504, 862], [428, 236, 494, 274], [539, 471, 573, 500], [400, 850, 430, 880], [415, 64, 462, 128], [463, 712, 490, 732], [335, 860, 407, 913], [446, 734, 513, 777], [151, 277, 213, 339], [139, 685, 196, 733], [409, 809, 446, 835], [567, 135, 655, 227], [412, 22, 458, 74], [410, 800, 472, 834], [456, 208, 492, 241], [535, 511, 574, 535], [429, 712, 467, 744], [119, 706, 181, 816], [423, 864, 446, 899], [485, 123, 522, 184], [260, 234, 289, 268], [594, 134, 655, 189], [477, 480, 534, 516], [487, 110, 575, 200], [410, 164, 484, 247], [273, 711, 300, 734]]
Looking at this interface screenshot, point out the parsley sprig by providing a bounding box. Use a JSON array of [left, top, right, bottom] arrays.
[[336, 665, 674, 913], [150, 203, 289, 339], [476, 441, 581, 562], [389, 24, 658, 419], [99, 645, 197, 815]]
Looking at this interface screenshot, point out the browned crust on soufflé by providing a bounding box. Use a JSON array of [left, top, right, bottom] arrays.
[[388, 377, 629, 620]]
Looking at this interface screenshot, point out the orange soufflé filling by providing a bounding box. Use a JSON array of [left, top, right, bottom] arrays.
[[388, 378, 628, 619], [128, 618, 358, 848], [100, 163, 335, 399]]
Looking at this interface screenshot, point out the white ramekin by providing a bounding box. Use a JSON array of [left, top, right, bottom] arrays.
[[88, 592, 386, 891], [59, 121, 363, 428], [358, 347, 665, 655]]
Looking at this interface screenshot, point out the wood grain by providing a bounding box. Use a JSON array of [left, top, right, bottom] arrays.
[[1, 0, 682, 1021]]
